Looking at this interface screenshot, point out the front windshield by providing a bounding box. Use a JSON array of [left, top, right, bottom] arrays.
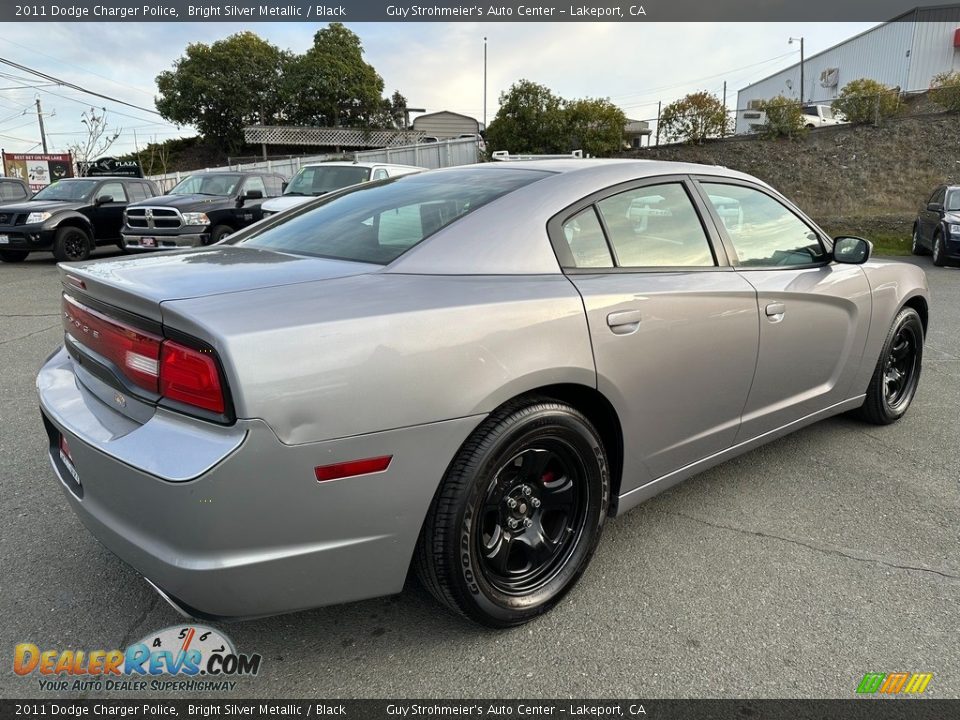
[[32, 180, 98, 201], [169, 174, 242, 196], [232, 167, 550, 265], [284, 165, 371, 196]]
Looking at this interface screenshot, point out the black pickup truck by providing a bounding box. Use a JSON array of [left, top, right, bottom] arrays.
[[121, 171, 284, 251], [0, 176, 158, 262]]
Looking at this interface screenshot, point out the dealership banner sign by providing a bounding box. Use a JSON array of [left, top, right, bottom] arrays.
[[1, 0, 935, 22], [1, 151, 73, 192]]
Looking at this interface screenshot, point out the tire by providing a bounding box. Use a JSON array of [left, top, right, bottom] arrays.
[[415, 397, 610, 627], [52, 226, 92, 262], [931, 231, 947, 267], [208, 225, 233, 245], [855, 307, 923, 425], [0, 250, 28, 262], [910, 225, 927, 256]]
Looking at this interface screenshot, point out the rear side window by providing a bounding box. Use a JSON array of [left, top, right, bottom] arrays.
[[562, 207, 612, 268], [127, 183, 149, 202], [0, 181, 27, 201], [596, 183, 715, 267], [263, 176, 283, 197], [233, 168, 550, 265]]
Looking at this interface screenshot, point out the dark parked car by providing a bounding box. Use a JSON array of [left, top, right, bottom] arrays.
[[0, 176, 31, 204], [0, 177, 159, 262], [912, 184, 960, 266], [122, 171, 284, 251]]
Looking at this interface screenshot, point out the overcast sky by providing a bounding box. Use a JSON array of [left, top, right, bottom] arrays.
[[0, 21, 877, 157]]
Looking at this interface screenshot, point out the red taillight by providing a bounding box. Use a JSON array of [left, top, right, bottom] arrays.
[[159, 340, 225, 414], [59, 435, 74, 463], [63, 294, 161, 392], [315, 456, 392, 482], [64, 294, 227, 417]]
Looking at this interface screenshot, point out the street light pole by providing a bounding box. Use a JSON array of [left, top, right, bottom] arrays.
[[483, 36, 488, 131], [789, 36, 805, 103]]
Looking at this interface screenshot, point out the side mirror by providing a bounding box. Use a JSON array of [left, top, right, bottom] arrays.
[[95, 195, 114, 205], [927, 202, 944, 212], [280, 181, 288, 193], [245, 189, 263, 200], [833, 236, 872, 265]]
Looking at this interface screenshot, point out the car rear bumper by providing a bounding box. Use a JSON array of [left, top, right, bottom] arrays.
[[37, 345, 482, 619], [122, 232, 208, 251]]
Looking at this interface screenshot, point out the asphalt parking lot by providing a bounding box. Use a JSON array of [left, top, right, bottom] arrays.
[[1, 249, 957, 699]]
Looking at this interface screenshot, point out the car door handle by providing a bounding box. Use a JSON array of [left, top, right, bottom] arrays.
[[765, 302, 786, 321], [607, 310, 642, 334]]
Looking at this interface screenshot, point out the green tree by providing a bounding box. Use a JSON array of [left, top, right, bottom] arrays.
[[832, 78, 900, 125], [563, 98, 626, 157], [155, 31, 287, 153], [281, 23, 386, 127], [930, 71, 960, 112], [659, 91, 730, 144], [758, 95, 804, 138], [485, 80, 566, 154]]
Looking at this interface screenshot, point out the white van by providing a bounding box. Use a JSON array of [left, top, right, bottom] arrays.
[[262, 162, 425, 216]]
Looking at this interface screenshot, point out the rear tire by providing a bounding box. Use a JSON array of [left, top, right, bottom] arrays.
[[415, 398, 609, 627], [0, 250, 28, 263], [932, 231, 947, 267], [910, 225, 926, 255], [855, 307, 923, 425], [53, 226, 92, 262]]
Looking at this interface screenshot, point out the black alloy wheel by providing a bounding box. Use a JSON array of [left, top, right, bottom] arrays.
[[856, 306, 924, 425], [416, 398, 609, 627], [476, 442, 588, 596], [53, 226, 92, 262]]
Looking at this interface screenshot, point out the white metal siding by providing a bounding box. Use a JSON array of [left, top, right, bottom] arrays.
[[907, 8, 960, 88]]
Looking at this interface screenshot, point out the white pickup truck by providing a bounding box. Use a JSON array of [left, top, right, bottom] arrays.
[[739, 103, 846, 133]]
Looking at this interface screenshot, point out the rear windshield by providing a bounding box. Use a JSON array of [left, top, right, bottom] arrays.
[[231, 168, 550, 265], [285, 165, 371, 196]]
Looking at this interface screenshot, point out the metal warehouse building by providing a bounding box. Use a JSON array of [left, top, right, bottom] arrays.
[[735, 4, 960, 133]]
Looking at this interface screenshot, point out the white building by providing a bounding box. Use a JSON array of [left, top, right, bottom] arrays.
[[736, 4, 960, 133]]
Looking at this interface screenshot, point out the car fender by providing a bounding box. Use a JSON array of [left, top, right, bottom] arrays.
[[852, 260, 930, 394], [41, 209, 94, 236]]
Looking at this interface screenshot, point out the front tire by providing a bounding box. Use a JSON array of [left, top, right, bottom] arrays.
[[855, 307, 923, 425], [932, 231, 947, 267], [53, 226, 91, 262], [208, 225, 233, 244], [0, 250, 28, 263], [416, 398, 609, 627]]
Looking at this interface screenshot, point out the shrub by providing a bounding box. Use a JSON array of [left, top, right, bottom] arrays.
[[832, 78, 900, 125], [659, 91, 730, 144], [758, 95, 804, 138], [930, 71, 960, 112]]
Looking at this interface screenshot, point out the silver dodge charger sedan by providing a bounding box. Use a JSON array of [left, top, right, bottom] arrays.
[[38, 160, 929, 627]]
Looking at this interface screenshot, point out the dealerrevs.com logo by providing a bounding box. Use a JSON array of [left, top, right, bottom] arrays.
[[13, 625, 262, 692]]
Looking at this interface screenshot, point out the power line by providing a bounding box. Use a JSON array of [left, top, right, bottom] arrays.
[[0, 36, 157, 99], [0, 56, 162, 116]]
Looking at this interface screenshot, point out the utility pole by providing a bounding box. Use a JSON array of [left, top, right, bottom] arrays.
[[790, 36, 805, 103], [483, 37, 488, 131], [722, 81, 727, 137], [35, 98, 48, 153], [655, 101, 661, 147]]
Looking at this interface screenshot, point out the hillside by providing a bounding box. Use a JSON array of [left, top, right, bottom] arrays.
[[622, 112, 960, 254]]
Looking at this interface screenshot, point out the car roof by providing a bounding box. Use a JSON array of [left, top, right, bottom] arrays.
[[389, 159, 772, 276]]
